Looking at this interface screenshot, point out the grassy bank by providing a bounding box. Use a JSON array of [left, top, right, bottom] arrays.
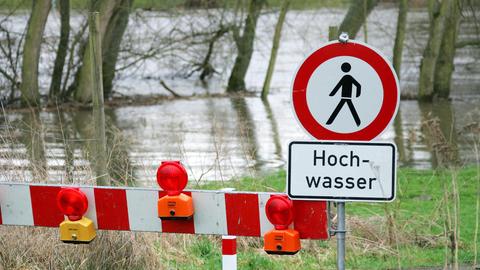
[[0, 167, 478, 269], [186, 167, 479, 269]]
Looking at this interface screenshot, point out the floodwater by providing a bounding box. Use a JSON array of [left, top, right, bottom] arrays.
[[0, 5, 479, 185]]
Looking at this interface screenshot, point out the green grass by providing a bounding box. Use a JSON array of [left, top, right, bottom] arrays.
[[178, 167, 480, 269]]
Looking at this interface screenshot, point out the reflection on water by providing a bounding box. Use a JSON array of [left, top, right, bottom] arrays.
[[0, 96, 478, 186]]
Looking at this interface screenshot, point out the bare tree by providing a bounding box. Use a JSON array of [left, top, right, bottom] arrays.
[[434, 0, 461, 98], [392, 0, 408, 78], [49, 0, 70, 101], [261, 0, 290, 100], [338, 0, 378, 38], [0, 24, 24, 102], [418, 0, 451, 101], [227, 0, 265, 92], [72, 0, 126, 103], [20, 0, 51, 106], [102, 0, 134, 97]]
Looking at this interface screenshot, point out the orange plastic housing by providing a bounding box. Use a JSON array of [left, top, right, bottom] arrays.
[[158, 193, 194, 220], [264, 229, 301, 255]]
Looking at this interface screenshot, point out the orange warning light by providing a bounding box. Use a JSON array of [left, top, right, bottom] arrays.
[[264, 195, 300, 255], [157, 161, 194, 220], [57, 188, 96, 244]]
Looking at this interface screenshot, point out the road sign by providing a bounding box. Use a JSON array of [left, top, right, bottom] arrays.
[[287, 141, 396, 202], [291, 40, 400, 141]]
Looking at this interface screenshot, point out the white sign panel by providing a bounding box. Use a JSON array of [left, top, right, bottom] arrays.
[[287, 141, 396, 202]]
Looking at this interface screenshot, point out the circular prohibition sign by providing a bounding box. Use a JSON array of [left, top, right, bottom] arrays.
[[292, 40, 400, 141]]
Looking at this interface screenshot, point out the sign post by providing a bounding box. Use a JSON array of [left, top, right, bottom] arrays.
[[288, 32, 400, 270]]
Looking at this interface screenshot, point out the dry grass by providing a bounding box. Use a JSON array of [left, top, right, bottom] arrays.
[[0, 227, 161, 270]]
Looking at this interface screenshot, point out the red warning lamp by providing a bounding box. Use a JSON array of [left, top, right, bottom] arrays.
[[156, 161, 188, 196], [264, 195, 301, 255], [157, 161, 194, 220], [57, 188, 88, 221], [57, 188, 96, 244]]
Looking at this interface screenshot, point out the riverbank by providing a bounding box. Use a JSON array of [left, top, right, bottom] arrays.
[[190, 167, 479, 269]]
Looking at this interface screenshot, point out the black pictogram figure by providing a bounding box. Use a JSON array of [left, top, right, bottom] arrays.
[[326, 62, 361, 126]]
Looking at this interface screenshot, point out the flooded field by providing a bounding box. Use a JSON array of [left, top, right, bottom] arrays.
[[0, 5, 479, 185]]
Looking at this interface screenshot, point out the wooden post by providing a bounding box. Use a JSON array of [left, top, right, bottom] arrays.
[[328, 26, 338, 42], [89, 12, 110, 185]]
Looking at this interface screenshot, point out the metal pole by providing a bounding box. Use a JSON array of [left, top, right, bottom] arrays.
[[337, 201, 346, 270], [327, 27, 348, 270], [222, 235, 237, 270]]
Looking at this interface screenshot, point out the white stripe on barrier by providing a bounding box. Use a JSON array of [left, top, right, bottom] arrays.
[[80, 187, 98, 229], [0, 184, 34, 226], [193, 191, 228, 235], [257, 193, 272, 236], [126, 189, 162, 232]]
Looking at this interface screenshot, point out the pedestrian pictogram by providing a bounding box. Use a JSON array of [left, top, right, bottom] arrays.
[[291, 39, 400, 141], [326, 62, 361, 127]]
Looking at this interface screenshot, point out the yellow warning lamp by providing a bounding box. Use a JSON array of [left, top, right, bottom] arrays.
[[57, 188, 96, 244], [157, 161, 194, 220], [264, 195, 301, 255]]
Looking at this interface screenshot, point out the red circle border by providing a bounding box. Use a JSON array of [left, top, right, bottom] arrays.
[[292, 41, 399, 141]]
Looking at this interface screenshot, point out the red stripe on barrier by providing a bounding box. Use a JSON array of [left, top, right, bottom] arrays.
[[293, 201, 328, 239], [30, 186, 64, 227], [225, 193, 260, 236], [94, 188, 130, 230], [222, 237, 237, 255], [159, 191, 195, 234]]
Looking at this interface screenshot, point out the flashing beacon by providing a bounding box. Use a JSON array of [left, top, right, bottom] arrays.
[[57, 188, 96, 244], [157, 161, 194, 220], [264, 195, 301, 255]]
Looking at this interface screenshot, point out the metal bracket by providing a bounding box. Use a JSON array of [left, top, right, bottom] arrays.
[[329, 229, 347, 236], [327, 201, 348, 236], [338, 32, 349, 43]]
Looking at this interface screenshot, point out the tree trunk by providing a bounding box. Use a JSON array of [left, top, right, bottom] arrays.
[[226, 0, 265, 92], [417, 0, 450, 101], [261, 0, 289, 100], [89, 12, 110, 186], [49, 0, 70, 101], [20, 0, 51, 107], [102, 0, 133, 97], [434, 0, 460, 99], [392, 0, 408, 79], [72, 0, 122, 103], [338, 0, 378, 39]]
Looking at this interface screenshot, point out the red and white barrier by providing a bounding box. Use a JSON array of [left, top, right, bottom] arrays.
[[222, 236, 237, 270], [0, 183, 328, 239]]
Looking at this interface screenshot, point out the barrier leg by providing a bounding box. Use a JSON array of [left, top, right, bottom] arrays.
[[222, 235, 237, 270]]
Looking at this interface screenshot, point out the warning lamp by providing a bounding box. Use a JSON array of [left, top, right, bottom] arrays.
[[157, 161, 194, 220], [264, 195, 301, 255], [57, 188, 96, 244]]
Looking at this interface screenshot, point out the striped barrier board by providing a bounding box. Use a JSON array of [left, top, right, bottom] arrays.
[[0, 183, 329, 239]]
